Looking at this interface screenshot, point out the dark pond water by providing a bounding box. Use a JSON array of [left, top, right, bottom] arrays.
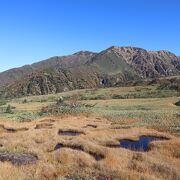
[[120, 136, 168, 152], [58, 130, 84, 136], [0, 152, 38, 165]]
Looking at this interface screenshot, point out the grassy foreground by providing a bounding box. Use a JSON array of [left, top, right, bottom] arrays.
[[0, 85, 179, 179]]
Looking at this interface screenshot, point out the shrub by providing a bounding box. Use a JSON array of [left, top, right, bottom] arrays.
[[41, 106, 49, 114], [174, 100, 180, 106], [56, 96, 64, 105], [41, 100, 91, 116], [0, 100, 7, 106], [22, 99, 27, 103], [8, 112, 42, 121], [5, 105, 13, 114]]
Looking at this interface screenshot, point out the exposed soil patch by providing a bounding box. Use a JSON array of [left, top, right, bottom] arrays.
[[0, 124, 28, 133], [58, 129, 85, 136], [0, 152, 38, 165], [83, 124, 97, 128], [106, 136, 169, 152], [54, 143, 104, 161], [35, 123, 53, 129]]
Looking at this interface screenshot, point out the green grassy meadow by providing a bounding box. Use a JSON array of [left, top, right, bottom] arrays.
[[0, 85, 179, 134]]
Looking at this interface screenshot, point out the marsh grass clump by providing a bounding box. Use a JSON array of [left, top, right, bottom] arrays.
[[22, 99, 27, 104], [112, 89, 179, 99], [0, 99, 7, 106], [5, 104, 14, 114], [44, 101, 91, 115], [41, 95, 92, 115], [56, 96, 64, 105], [81, 94, 107, 100], [2, 111, 42, 121], [150, 162, 179, 180], [40, 99, 48, 103]]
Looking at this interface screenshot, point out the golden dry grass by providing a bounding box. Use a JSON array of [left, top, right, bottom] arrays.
[[0, 115, 179, 179], [9, 102, 54, 112]]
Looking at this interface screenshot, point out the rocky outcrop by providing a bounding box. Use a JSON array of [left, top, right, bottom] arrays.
[[98, 46, 180, 78]]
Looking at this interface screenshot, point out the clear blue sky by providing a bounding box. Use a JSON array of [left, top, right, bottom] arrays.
[[0, 0, 180, 72]]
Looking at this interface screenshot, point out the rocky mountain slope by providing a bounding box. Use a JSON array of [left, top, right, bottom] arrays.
[[0, 46, 180, 97], [0, 51, 96, 87], [92, 46, 180, 78]]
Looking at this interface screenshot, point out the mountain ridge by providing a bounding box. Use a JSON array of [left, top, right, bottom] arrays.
[[0, 46, 180, 97]]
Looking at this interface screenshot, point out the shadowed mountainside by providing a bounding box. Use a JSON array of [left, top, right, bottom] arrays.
[[0, 51, 96, 87]]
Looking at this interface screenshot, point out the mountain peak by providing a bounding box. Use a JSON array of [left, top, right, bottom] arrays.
[[107, 46, 147, 53], [73, 51, 96, 56]]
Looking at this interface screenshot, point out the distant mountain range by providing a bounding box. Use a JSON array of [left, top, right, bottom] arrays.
[[0, 46, 180, 97]]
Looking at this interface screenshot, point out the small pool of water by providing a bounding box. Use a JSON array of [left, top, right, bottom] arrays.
[[120, 136, 168, 152], [0, 152, 38, 165], [58, 130, 84, 136]]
